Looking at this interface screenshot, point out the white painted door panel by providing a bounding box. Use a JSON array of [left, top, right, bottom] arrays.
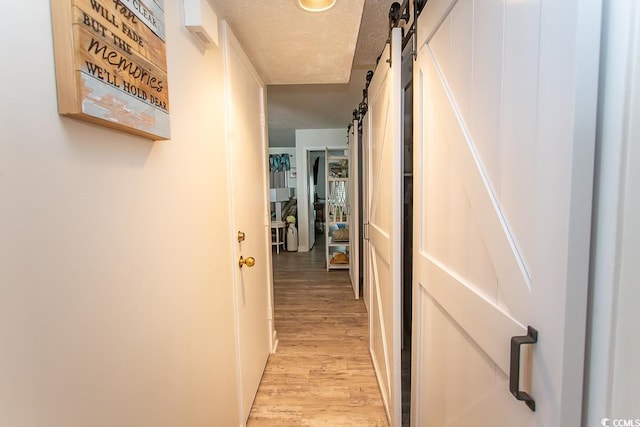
[[349, 121, 360, 299], [364, 27, 403, 427], [362, 117, 371, 314], [412, 0, 600, 425], [223, 23, 272, 424]]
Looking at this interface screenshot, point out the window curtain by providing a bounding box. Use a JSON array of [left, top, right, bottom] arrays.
[[269, 154, 291, 188]]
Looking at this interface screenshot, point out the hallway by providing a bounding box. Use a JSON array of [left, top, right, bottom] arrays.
[[248, 239, 389, 426]]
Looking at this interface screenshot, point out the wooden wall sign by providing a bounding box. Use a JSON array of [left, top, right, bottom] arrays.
[[51, 0, 170, 140]]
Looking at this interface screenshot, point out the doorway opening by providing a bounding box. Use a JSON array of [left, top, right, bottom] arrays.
[[308, 150, 326, 250]]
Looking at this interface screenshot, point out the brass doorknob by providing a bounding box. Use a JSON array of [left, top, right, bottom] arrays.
[[239, 256, 256, 268]]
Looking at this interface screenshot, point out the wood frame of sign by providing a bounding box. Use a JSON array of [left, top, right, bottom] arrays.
[[51, 0, 171, 140]]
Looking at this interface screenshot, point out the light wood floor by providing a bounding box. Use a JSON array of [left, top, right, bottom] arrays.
[[247, 237, 389, 427]]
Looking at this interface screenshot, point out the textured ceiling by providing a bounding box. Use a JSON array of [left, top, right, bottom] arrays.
[[207, 0, 397, 146], [352, 0, 397, 68], [209, 0, 365, 84]]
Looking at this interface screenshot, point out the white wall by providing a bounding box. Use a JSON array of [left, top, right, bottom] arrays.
[[0, 2, 241, 426], [294, 129, 347, 251], [585, 0, 640, 423]]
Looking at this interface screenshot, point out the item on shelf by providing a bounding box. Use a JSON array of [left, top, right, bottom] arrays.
[[329, 159, 348, 178], [331, 228, 349, 242], [330, 252, 349, 264]]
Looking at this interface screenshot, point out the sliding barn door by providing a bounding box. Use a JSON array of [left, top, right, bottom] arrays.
[[364, 27, 403, 426], [362, 115, 371, 313], [349, 120, 360, 299], [412, 0, 601, 425]]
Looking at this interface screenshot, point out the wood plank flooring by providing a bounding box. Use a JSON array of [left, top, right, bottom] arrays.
[[247, 237, 389, 427]]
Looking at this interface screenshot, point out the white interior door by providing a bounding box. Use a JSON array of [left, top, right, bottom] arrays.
[[223, 22, 272, 424], [362, 117, 371, 314], [411, 0, 601, 425], [364, 27, 403, 426], [349, 120, 360, 299]]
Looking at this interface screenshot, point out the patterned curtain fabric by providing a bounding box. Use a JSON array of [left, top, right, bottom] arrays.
[[269, 154, 292, 189], [269, 154, 291, 172]]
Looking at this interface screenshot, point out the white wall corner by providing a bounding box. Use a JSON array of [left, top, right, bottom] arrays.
[[184, 0, 219, 48]]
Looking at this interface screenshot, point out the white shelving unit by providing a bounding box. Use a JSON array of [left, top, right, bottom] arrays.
[[325, 148, 350, 270]]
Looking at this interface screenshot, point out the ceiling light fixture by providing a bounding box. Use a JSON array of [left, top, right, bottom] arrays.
[[298, 0, 336, 12]]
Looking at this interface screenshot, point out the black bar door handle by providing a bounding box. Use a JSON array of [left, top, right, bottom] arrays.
[[510, 326, 538, 411]]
